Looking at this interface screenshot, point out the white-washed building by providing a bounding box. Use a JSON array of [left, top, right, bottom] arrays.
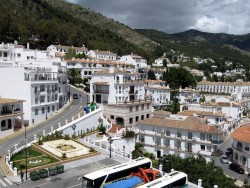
[[47, 44, 88, 57], [0, 98, 25, 138], [90, 67, 153, 127], [119, 54, 148, 69], [67, 58, 133, 80], [176, 87, 201, 104], [145, 80, 171, 109], [0, 42, 68, 125], [152, 57, 170, 67], [87, 50, 117, 61], [136, 111, 224, 161], [231, 126, 250, 172]]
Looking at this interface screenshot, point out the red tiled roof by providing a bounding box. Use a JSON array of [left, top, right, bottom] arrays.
[[232, 126, 250, 143]]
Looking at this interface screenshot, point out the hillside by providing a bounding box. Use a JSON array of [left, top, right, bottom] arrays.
[[41, 0, 158, 51], [136, 29, 250, 68], [0, 0, 153, 58]]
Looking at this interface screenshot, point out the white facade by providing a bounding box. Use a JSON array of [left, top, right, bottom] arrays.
[[231, 126, 250, 172], [90, 67, 147, 104], [136, 112, 224, 161], [119, 54, 147, 69], [47, 44, 88, 58], [177, 87, 201, 104], [0, 42, 68, 125], [87, 50, 117, 61], [0, 98, 25, 138], [152, 58, 170, 67]]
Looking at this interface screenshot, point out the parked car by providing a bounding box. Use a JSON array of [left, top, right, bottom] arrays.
[[73, 94, 78, 99], [226, 148, 233, 155], [220, 155, 229, 164], [229, 163, 244, 174]]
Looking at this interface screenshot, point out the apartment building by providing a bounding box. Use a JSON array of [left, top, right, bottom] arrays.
[[136, 111, 224, 161], [67, 58, 133, 80], [47, 44, 88, 57], [0, 98, 25, 138], [144, 80, 171, 109], [90, 67, 153, 127], [231, 126, 250, 172], [119, 54, 148, 69], [0, 42, 68, 125], [87, 50, 117, 61]]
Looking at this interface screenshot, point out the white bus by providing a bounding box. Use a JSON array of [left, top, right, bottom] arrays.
[[82, 157, 152, 188], [137, 171, 188, 188]]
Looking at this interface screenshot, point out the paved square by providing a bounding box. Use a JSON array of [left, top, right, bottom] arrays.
[[41, 139, 90, 158]]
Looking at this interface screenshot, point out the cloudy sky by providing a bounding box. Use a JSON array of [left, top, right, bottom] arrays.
[[67, 0, 250, 35]]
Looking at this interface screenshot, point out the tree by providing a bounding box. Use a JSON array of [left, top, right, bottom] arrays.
[[67, 68, 80, 85], [147, 69, 156, 80], [98, 124, 106, 135], [64, 48, 77, 60], [162, 67, 196, 89]]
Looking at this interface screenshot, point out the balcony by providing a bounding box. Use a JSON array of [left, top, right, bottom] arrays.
[[94, 90, 109, 94], [211, 139, 223, 145]]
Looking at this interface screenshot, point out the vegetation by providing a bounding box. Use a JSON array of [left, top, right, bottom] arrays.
[[98, 124, 106, 135], [67, 68, 80, 86], [123, 129, 135, 138], [162, 67, 197, 89], [11, 147, 42, 161], [159, 154, 236, 188], [64, 48, 87, 60]]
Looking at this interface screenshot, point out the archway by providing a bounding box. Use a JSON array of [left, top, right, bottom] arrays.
[[116, 117, 124, 126]]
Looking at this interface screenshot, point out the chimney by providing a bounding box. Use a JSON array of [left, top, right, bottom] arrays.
[[27, 42, 30, 49], [198, 179, 202, 187]]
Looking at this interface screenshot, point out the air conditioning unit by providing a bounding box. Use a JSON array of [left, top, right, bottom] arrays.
[[192, 137, 197, 141]]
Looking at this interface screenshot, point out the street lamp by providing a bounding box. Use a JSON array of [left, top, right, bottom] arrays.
[[108, 136, 113, 158], [68, 83, 71, 102], [72, 124, 76, 139], [24, 125, 28, 180]]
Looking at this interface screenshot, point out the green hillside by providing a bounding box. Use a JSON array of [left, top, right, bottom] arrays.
[[0, 0, 152, 58], [136, 29, 250, 68]]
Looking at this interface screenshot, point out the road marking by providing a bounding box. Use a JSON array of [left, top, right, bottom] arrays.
[[0, 179, 7, 187], [67, 183, 82, 188], [3, 177, 13, 185]]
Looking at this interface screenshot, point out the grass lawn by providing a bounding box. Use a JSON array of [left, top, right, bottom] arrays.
[[11, 147, 43, 161], [11, 147, 60, 170]]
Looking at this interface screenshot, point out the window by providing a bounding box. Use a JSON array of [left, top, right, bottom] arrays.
[[129, 107, 133, 112], [177, 131, 181, 138], [141, 115, 144, 120], [47, 106, 50, 113], [200, 133, 205, 141], [136, 106, 139, 111], [147, 104, 149, 109], [176, 141, 181, 149], [245, 146, 249, 151], [52, 105, 55, 111], [40, 96, 45, 103], [42, 107, 45, 114], [201, 145, 205, 150], [207, 146, 211, 152], [35, 108, 38, 115], [136, 116, 139, 121], [129, 118, 133, 124], [141, 105, 144, 110], [111, 115, 114, 119], [188, 132, 192, 139], [146, 114, 150, 118], [166, 131, 170, 136]]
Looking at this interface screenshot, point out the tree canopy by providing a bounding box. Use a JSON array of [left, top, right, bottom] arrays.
[[162, 67, 197, 89]]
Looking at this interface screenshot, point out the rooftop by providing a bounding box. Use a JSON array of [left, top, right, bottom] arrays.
[[0, 98, 25, 105], [232, 126, 250, 143]]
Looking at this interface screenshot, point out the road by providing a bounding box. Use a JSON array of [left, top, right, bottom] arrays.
[[214, 130, 250, 184], [0, 86, 87, 176]]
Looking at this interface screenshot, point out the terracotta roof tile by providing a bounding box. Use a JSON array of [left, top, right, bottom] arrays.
[[198, 81, 250, 86], [178, 110, 225, 117], [0, 98, 25, 105], [232, 126, 250, 143], [137, 116, 223, 134]]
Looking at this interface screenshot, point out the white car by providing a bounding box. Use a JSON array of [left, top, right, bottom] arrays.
[[220, 155, 229, 164]]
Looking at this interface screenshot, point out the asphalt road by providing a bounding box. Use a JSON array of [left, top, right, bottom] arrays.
[[0, 86, 87, 176], [214, 135, 250, 183]]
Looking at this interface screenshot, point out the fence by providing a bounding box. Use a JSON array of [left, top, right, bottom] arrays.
[[5, 106, 103, 176]]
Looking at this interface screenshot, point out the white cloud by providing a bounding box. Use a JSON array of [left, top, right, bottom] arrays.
[[192, 15, 229, 33]]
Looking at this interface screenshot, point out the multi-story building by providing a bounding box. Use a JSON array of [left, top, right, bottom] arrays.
[[119, 54, 148, 69], [136, 111, 224, 161], [67, 58, 133, 80], [197, 81, 250, 99], [47, 44, 88, 57], [145, 80, 171, 109], [175, 87, 201, 104], [231, 126, 250, 172], [0, 42, 68, 125], [90, 67, 153, 127], [0, 98, 25, 138], [87, 50, 117, 61]]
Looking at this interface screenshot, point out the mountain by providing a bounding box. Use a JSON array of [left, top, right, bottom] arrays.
[[0, 0, 156, 58], [172, 29, 250, 51], [136, 29, 250, 67]]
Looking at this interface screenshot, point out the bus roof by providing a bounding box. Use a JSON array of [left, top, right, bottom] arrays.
[[137, 171, 187, 188], [83, 157, 152, 180]]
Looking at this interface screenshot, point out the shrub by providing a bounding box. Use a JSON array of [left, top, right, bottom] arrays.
[[123, 130, 135, 138], [89, 148, 95, 153], [62, 153, 67, 158], [63, 134, 70, 140]]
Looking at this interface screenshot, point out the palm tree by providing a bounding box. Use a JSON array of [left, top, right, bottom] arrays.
[[68, 68, 80, 85]]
